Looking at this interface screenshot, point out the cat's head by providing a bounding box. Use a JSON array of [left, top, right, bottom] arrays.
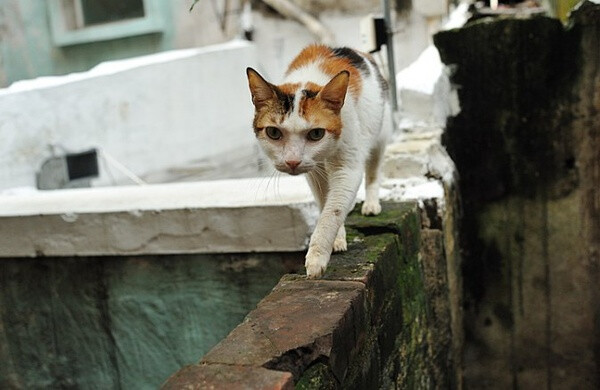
[[246, 68, 349, 175]]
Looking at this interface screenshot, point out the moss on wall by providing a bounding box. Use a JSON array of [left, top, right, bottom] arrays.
[[293, 202, 454, 389], [434, 3, 600, 387]]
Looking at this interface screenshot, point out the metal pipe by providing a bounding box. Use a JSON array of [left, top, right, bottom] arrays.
[[382, 0, 398, 112]]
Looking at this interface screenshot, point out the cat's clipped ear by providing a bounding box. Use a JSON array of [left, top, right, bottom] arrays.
[[318, 70, 349, 112], [246, 67, 275, 108]]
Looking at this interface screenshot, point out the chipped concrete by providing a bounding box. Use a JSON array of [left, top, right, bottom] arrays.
[[0, 177, 319, 257]]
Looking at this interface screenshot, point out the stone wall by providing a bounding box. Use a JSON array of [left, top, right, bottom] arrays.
[[434, 2, 600, 388], [163, 202, 460, 389]]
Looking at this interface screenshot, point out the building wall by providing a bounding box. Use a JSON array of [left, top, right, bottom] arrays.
[[250, 10, 430, 84], [0, 1, 431, 88], [0, 0, 239, 88]]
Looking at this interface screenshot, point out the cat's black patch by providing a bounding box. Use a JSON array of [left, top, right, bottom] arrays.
[[302, 89, 318, 99], [366, 56, 389, 98], [274, 88, 295, 114], [332, 47, 369, 74]]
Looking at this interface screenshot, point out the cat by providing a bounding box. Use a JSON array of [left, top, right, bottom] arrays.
[[246, 45, 390, 278]]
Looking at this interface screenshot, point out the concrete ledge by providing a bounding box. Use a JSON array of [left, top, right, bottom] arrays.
[[0, 177, 318, 257], [162, 202, 456, 389]]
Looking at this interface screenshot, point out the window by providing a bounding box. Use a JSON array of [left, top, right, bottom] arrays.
[[48, 0, 164, 46], [77, 0, 145, 26]]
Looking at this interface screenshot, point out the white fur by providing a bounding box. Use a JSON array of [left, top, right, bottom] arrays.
[[255, 53, 390, 278]]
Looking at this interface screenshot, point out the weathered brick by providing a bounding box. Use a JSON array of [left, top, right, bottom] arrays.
[[323, 232, 400, 328], [164, 201, 433, 389], [202, 279, 365, 382], [161, 363, 293, 390]]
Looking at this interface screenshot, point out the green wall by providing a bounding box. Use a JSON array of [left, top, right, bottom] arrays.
[[0, 0, 176, 88], [0, 252, 302, 389]]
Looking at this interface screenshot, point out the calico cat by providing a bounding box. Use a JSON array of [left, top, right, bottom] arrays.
[[246, 45, 390, 278]]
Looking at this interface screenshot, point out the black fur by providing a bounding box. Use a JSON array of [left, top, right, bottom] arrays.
[[331, 47, 370, 75], [274, 87, 295, 114], [366, 56, 389, 97], [302, 89, 318, 99]]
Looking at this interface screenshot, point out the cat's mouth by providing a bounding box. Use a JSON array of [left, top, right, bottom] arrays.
[[280, 168, 304, 176], [276, 165, 309, 176]]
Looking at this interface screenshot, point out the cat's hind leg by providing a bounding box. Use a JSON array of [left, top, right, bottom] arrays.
[[361, 143, 385, 216], [333, 225, 347, 252]]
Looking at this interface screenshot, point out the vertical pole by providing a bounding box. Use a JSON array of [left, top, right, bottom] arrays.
[[382, 0, 398, 113]]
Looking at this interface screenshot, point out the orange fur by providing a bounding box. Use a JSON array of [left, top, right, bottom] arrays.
[[249, 45, 366, 138], [301, 98, 343, 137], [286, 44, 362, 97], [277, 82, 300, 96], [286, 45, 331, 73], [298, 74, 348, 137]]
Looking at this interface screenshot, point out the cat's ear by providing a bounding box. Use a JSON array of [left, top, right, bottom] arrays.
[[318, 71, 349, 112], [247, 68, 275, 108]]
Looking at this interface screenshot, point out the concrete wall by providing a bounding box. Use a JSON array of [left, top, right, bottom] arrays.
[[0, 40, 258, 190], [434, 2, 600, 388], [0, 177, 319, 257]]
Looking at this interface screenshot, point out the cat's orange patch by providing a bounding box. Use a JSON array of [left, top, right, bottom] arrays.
[[277, 82, 300, 96], [286, 44, 362, 97], [253, 108, 283, 134], [286, 45, 332, 72], [303, 82, 322, 93], [301, 98, 343, 137], [298, 74, 348, 138]]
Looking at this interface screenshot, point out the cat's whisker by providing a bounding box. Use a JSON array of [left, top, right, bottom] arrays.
[[314, 166, 328, 188], [274, 171, 283, 201], [254, 168, 277, 202], [265, 169, 278, 200]]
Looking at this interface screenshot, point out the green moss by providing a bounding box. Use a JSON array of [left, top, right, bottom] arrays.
[[346, 202, 419, 236], [296, 363, 338, 390], [293, 202, 437, 387], [346, 202, 432, 388], [394, 220, 433, 388]]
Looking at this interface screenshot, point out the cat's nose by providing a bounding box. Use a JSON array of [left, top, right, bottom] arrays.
[[285, 160, 301, 170]]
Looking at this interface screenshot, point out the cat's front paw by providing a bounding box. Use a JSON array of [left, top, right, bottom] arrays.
[[361, 200, 382, 216], [305, 247, 330, 279]]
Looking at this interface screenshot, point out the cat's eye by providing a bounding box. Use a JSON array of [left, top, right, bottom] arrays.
[[265, 126, 282, 140], [307, 128, 326, 141]]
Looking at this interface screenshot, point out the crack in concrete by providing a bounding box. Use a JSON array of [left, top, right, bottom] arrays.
[[262, 334, 334, 382]]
